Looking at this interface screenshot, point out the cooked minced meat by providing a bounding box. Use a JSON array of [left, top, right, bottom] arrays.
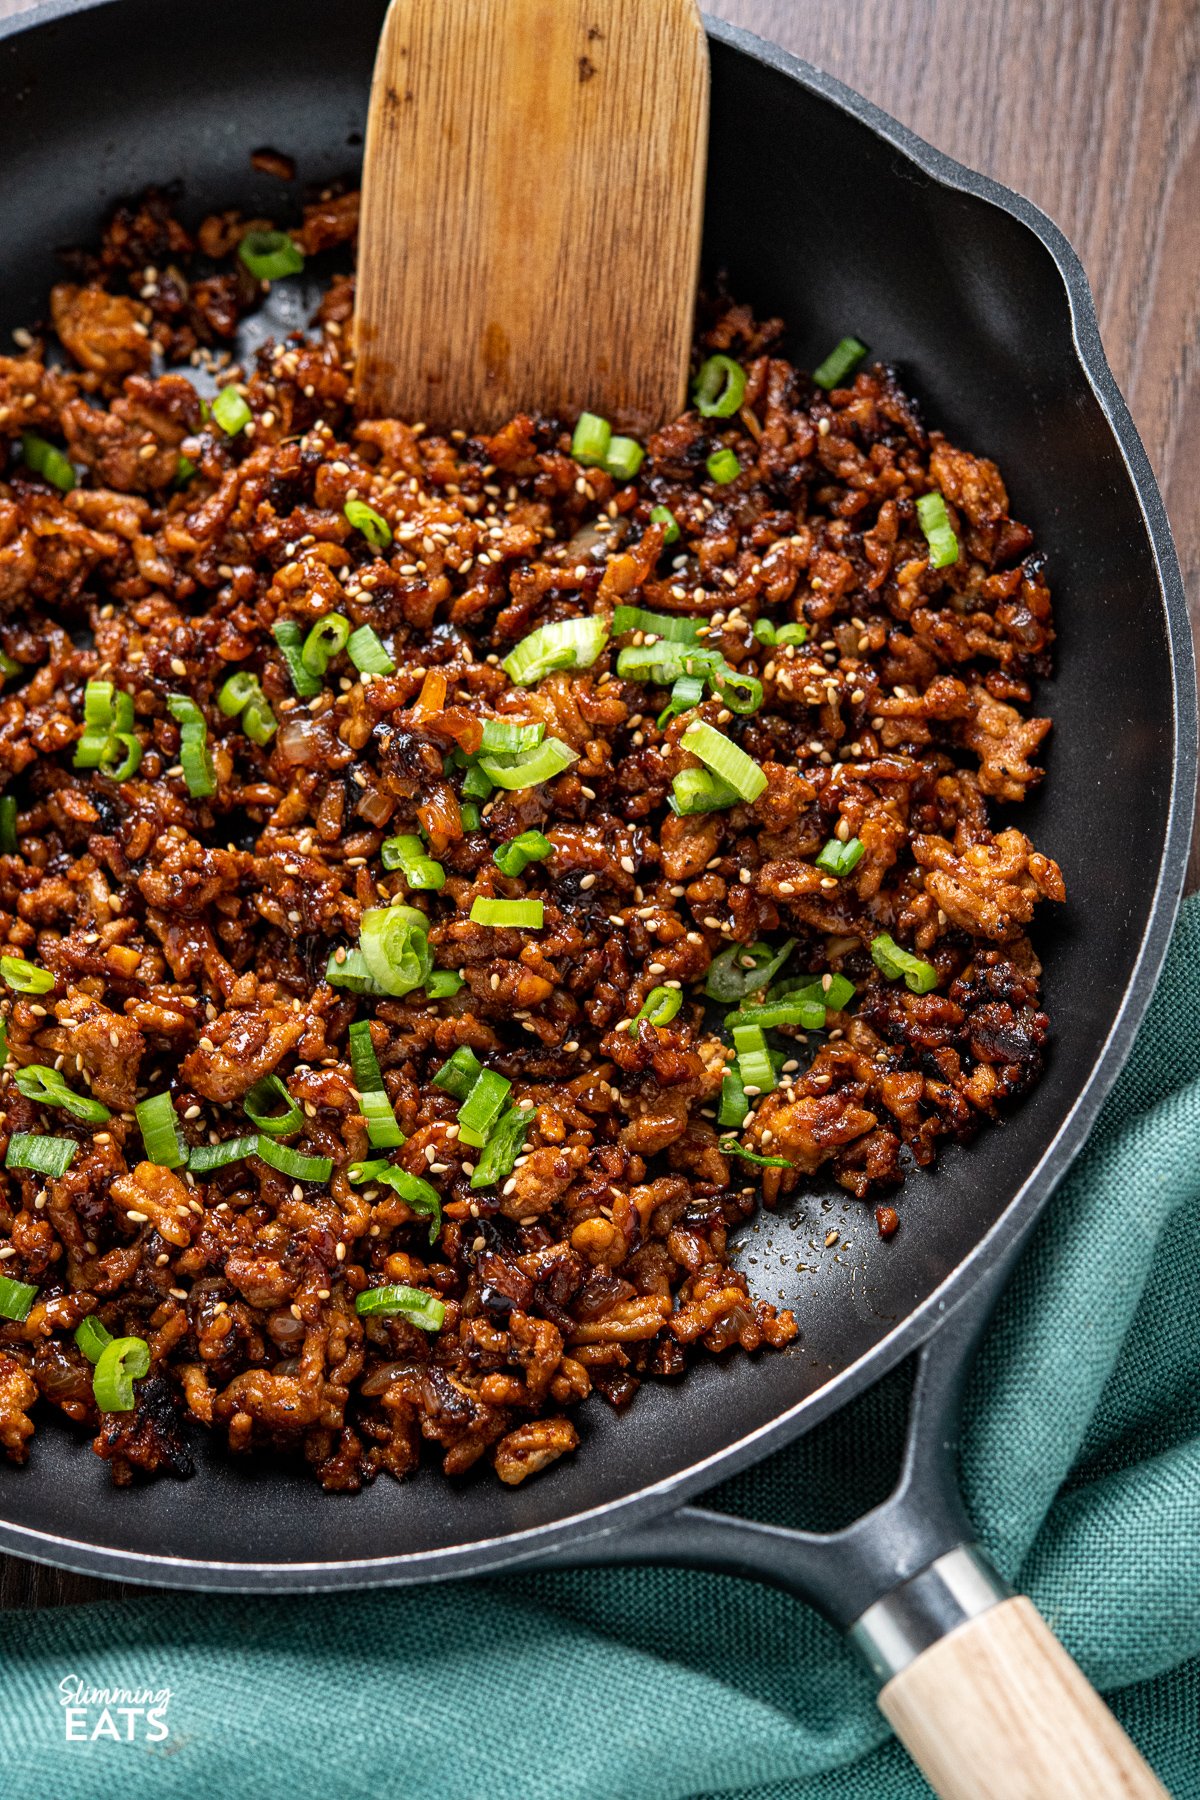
[[0, 185, 1063, 1488]]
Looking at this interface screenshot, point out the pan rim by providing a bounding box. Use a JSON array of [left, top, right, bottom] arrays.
[[0, 1, 1193, 1590]]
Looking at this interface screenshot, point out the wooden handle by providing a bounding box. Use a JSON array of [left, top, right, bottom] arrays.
[[879, 1596, 1170, 1800]]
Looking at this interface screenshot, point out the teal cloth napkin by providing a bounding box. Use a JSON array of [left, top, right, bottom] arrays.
[[2, 899, 1199, 1800]]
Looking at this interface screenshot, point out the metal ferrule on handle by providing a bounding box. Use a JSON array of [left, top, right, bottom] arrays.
[[848, 1545, 1012, 1683]]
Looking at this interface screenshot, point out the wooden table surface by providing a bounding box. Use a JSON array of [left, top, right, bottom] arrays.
[[0, 0, 1195, 1609]]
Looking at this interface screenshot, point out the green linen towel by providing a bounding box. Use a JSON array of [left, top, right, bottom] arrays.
[[1, 898, 1199, 1800]]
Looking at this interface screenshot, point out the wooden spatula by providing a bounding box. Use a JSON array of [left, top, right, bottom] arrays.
[[354, 0, 709, 434]]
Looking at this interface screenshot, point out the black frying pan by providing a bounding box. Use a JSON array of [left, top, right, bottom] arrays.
[[0, 1, 1194, 1788]]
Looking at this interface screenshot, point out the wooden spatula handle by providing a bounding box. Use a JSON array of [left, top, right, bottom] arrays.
[[356, 0, 708, 432], [879, 1596, 1169, 1799]]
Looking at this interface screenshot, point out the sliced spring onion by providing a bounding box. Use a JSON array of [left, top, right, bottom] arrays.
[[611, 606, 702, 643], [657, 672, 706, 728], [432, 1046, 483, 1100], [166, 695, 216, 798], [469, 1103, 532, 1190], [212, 385, 251, 436], [635, 986, 681, 1027], [255, 1137, 332, 1182], [705, 939, 795, 1003], [502, 618, 609, 687], [732, 1023, 774, 1094], [479, 719, 545, 754], [812, 335, 867, 390], [0, 1019, 7, 1067], [14, 1064, 109, 1123], [478, 738, 577, 790], [380, 833, 445, 891], [772, 972, 857, 1014], [680, 719, 767, 804], [0, 652, 19, 682], [217, 670, 261, 716], [135, 1092, 185, 1169], [92, 1335, 150, 1412], [272, 620, 322, 699], [719, 1137, 793, 1169], [711, 662, 763, 715], [461, 762, 494, 802], [238, 230, 304, 280], [21, 432, 75, 493], [753, 618, 809, 648], [916, 491, 960, 570], [359, 905, 433, 996], [175, 454, 197, 486], [6, 1133, 77, 1176], [469, 898, 543, 929], [344, 498, 392, 551], [871, 931, 939, 994], [355, 1283, 445, 1330], [74, 1315, 112, 1363], [459, 802, 482, 831], [725, 995, 826, 1032], [669, 767, 740, 815], [348, 1019, 404, 1150], [346, 625, 395, 676], [571, 412, 611, 467], [187, 1134, 257, 1173], [425, 969, 464, 998], [456, 1068, 512, 1148], [717, 1064, 750, 1130], [100, 732, 142, 780], [616, 642, 719, 684], [302, 613, 352, 677], [815, 835, 865, 878], [706, 448, 741, 485], [492, 830, 552, 878], [242, 1073, 303, 1138], [605, 435, 644, 481], [693, 355, 747, 419], [325, 947, 382, 995], [74, 679, 138, 775], [649, 505, 680, 545], [0, 956, 53, 995], [0, 1274, 37, 1321], [0, 795, 16, 855], [347, 1161, 441, 1242]]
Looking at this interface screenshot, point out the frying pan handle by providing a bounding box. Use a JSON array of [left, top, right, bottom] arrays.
[[859, 1572, 1170, 1800]]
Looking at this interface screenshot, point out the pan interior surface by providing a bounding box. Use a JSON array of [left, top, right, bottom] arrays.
[[0, 0, 1186, 1581]]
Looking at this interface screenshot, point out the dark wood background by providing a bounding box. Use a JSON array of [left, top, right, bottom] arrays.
[[0, 0, 1195, 1608]]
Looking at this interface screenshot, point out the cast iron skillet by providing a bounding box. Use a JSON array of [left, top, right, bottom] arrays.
[[0, 0, 1193, 1673]]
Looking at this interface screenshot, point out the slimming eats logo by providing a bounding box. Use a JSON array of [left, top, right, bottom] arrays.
[[57, 1675, 172, 1742]]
